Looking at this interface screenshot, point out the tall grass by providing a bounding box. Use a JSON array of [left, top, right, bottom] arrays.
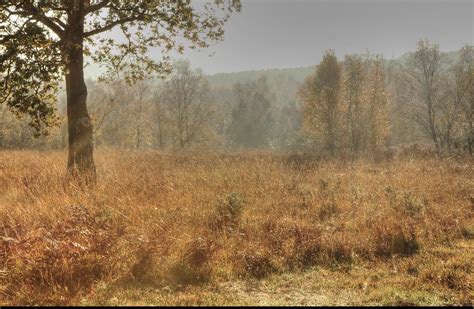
[[0, 149, 472, 305]]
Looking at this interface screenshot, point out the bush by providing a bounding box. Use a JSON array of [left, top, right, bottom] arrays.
[[318, 201, 339, 220], [384, 187, 428, 218], [208, 193, 244, 233], [374, 222, 420, 257], [260, 220, 323, 270], [0, 205, 119, 305], [167, 263, 211, 286], [238, 246, 276, 279], [164, 237, 215, 286], [182, 237, 215, 269]]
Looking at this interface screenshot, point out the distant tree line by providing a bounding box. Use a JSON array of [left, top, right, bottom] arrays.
[[0, 40, 472, 155]]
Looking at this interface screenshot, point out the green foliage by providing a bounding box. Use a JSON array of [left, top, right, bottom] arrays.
[[0, 21, 61, 135]]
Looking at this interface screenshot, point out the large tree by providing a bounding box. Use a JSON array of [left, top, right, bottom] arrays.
[[0, 0, 240, 181]]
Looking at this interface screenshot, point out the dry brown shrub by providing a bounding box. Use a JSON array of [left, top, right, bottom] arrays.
[[258, 219, 323, 270], [236, 244, 277, 279], [208, 192, 244, 233], [372, 220, 420, 257], [0, 204, 119, 304]]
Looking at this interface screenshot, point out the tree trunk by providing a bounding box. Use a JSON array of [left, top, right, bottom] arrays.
[[64, 16, 96, 182], [426, 96, 440, 151]]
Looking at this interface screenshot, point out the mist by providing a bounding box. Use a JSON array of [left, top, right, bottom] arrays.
[[1, 0, 473, 306]]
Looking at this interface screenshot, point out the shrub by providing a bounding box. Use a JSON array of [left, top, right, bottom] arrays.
[[183, 237, 215, 269], [374, 222, 420, 257], [260, 220, 323, 270], [318, 200, 339, 220], [167, 263, 211, 286], [239, 246, 276, 279], [165, 237, 215, 286], [0, 205, 119, 305], [461, 226, 474, 239], [385, 187, 428, 218], [208, 193, 244, 233]]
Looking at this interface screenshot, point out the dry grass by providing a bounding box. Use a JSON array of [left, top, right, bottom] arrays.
[[0, 149, 473, 305]]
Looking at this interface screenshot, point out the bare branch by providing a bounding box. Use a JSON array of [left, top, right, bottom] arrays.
[[84, 16, 141, 38]]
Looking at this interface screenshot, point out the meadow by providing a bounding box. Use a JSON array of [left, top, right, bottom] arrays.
[[0, 150, 472, 305]]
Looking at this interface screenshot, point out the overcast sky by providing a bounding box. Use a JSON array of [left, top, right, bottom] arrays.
[[86, 0, 473, 77], [169, 0, 473, 74]]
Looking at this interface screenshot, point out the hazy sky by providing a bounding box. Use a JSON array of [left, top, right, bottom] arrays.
[[86, 0, 472, 77], [171, 0, 473, 74]]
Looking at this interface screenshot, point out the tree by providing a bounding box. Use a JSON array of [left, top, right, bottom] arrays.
[[152, 86, 169, 150], [298, 50, 342, 155], [438, 67, 462, 151], [130, 80, 153, 150], [159, 60, 215, 148], [342, 54, 389, 155], [90, 78, 131, 148], [87, 79, 118, 146], [273, 100, 303, 150], [455, 45, 474, 154], [0, 0, 241, 181], [342, 54, 366, 154], [227, 76, 275, 148], [365, 55, 389, 152], [386, 58, 421, 146], [404, 39, 447, 150]]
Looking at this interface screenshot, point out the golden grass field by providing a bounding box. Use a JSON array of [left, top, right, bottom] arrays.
[[0, 150, 473, 305]]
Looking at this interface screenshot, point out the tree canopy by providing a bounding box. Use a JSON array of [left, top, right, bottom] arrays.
[[0, 0, 241, 134]]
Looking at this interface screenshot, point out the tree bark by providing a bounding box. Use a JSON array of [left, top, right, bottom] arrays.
[[64, 11, 96, 183]]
